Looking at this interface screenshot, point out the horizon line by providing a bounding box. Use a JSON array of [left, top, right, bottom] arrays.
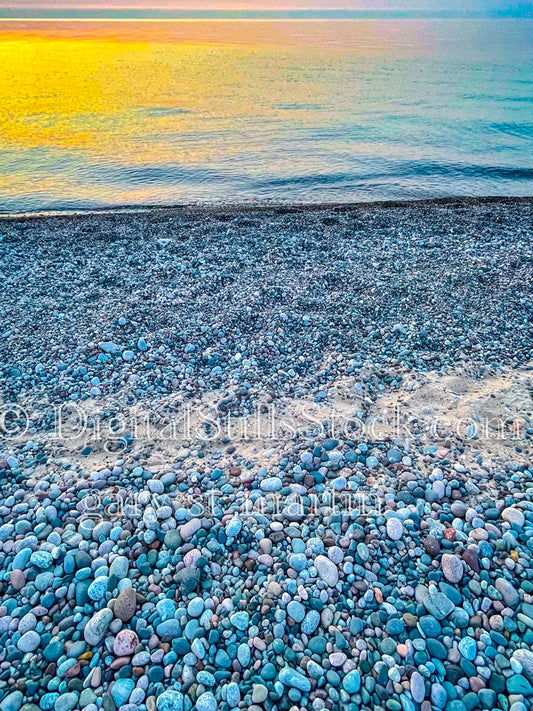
[[1, 7, 533, 20]]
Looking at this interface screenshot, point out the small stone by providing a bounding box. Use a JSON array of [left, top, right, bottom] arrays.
[[114, 587, 137, 621], [423, 537, 440, 556], [329, 652, 347, 667], [113, 629, 139, 656], [314, 555, 338, 587], [386, 518, 404, 541]]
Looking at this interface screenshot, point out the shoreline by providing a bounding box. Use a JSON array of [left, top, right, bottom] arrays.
[[1, 194, 532, 222], [1, 197, 533, 710]]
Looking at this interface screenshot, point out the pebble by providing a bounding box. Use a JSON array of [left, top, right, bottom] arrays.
[[386, 517, 404, 541], [314, 555, 338, 587], [502, 506, 525, 528], [441, 553, 463, 583], [1, 204, 533, 711], [114, 586, 137, 621], [196, 692, 217, 711], [84, 609, 113, 646], [113, 629, 139, 656]]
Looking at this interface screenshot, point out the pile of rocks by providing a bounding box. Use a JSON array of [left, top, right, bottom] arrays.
[[0, 200, 532, 711], [1, 430, 533, 711]]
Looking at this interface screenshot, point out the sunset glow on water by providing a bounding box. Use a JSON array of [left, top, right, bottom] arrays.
[[0, 19, 532, 210]]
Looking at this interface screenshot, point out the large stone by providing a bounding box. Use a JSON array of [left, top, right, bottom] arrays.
[[156, 690, 184, 711], [17, 631, 40, 653], [109, 555, 129, 581], [462, 548, 480, 573], [196, 692, 217, 711], [0, 691, 23, 711], [164, 530, 181, 550], [111, 679, 134, 707], [342, 669, 361, 694], [176, 568, 200, 594], [502, 506, 525, 528]]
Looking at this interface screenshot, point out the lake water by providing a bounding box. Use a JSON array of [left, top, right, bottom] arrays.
[[0, 19, 532, 211]]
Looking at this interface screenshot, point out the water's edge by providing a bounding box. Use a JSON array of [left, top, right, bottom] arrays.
[[1, 195, 532, 222]]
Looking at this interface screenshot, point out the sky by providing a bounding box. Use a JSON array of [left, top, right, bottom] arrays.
[[2, 0, 531, 10], [1, 0, 531, 16]]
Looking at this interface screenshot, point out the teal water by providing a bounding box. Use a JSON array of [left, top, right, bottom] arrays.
[[0, 18, 532, 211]]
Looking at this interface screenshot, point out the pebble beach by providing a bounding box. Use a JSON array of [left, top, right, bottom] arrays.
[[1, 197, 533, 711]]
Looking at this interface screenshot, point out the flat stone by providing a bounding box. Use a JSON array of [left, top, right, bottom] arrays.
[[278, 667, 311, 692], [423, 590, 455, 620]]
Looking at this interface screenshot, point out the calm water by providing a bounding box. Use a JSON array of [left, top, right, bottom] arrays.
[[0, 19, 532, 211]]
